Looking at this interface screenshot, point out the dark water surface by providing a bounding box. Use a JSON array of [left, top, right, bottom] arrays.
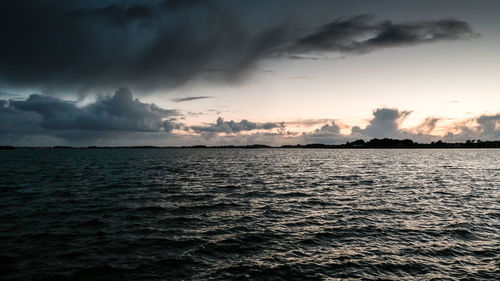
[[0, 149, 499, 280]]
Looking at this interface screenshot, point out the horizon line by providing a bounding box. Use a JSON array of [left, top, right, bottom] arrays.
[[2, 138, 499, 149]]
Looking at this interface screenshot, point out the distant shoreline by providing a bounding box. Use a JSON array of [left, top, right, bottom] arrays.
[[1, 138, 499, 150]]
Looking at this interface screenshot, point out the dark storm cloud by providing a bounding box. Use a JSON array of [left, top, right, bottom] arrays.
[[191, 117, 284, 135], [9, 88, 181, 132], [292, 14, 478, 53], [160, 0, 206, 11], [70, 3, 154, 26], [172, 96, 214, 103], [0, 1, 478, 94], [0, 99, 43, 130]]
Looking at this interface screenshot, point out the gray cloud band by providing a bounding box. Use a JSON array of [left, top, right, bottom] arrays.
[[191, 117, 284, 135]]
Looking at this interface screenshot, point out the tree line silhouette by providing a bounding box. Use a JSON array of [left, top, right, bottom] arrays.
[[1, 138, 499, 149], [281, 138, 499, 148]]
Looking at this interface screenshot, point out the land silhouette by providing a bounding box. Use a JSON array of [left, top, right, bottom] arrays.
[[1, 138, 498, 150]]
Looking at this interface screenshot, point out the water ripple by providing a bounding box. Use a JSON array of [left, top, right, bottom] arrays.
[[0, 148, 499, 280]]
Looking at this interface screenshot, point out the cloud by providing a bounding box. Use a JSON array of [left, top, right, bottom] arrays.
[[352, 108, 412, 138], [8, 87, 181, 133], [0, 91, 18, 98], [292, 14, 478, 54], [443, 113, 500, 141], [207, 109, 222, 115], [414, 117, 440, 134], [476, 114, 500, 135], [1, 98, 498, 146], [0, 0, 293, 94], [286, 118, 336, 128], [160, 0, 205, 11], [70, 3, 155, 27], [301, 121, 351, 144], [312, 122, 342, 135], [190, 117, 284, 136], [346, 108, 499, 143], [0, 1, 478, 94], [0, 100, 45, 136], [172, 96, 213, 103]]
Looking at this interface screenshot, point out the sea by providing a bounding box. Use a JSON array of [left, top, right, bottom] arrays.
[[0, 148, 499, 280]]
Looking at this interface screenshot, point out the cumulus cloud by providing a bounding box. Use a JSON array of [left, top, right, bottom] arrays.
[[301, 121, 350, 144], [317, 122, 341, 134], [443, 113, 500, 141], [0, 1, 478, 94], [477, 114, 500, 136], [190, 117, 284, 136], [7, 87, 181, 133], [352, 108, 412, 138]]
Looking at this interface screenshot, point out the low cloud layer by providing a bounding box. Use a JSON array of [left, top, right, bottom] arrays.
[[1, 91, 497, 146], [190, 117, 284, 136], [0, 1, 478, 94], [300, 108, 499, 145], [0, 89, 284, 145]]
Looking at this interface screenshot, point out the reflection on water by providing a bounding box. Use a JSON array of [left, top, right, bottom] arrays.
[[0, 149, 499, 280]]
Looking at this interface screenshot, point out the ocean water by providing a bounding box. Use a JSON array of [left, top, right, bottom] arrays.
[[0, 148, 499, 280]]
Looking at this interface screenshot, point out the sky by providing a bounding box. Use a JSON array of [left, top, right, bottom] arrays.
[[0, 0, 499, 146]]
